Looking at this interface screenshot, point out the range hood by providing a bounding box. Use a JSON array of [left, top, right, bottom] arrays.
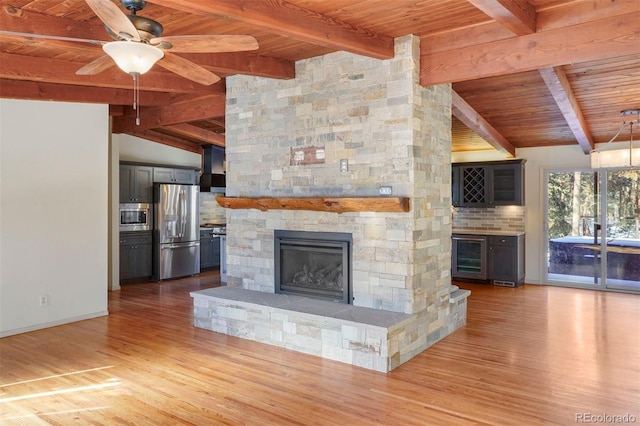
[[200, 146, 226, 193]]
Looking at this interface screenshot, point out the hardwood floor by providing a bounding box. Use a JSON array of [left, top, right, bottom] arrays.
[[1, 273, 638, 425]]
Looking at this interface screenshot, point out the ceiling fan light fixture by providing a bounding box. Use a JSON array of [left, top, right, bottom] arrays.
[[103, 40, 164, 75]]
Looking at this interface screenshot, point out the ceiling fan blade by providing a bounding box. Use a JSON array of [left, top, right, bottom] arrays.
[[84, 0, 140, 42], [156, 53, 221, 85], [76, 55, 115, 75], [0, 30, 104, 46], [150, 35, 259, 53]]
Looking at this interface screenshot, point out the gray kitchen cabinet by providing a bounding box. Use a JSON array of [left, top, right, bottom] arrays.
[[120, 232, 152, 280], [452, 160, 524, 207], [488, 235, 525, 287], [452, 166, 460, 207], [458, 164, 487, 207], [489, 162, 524, 206], [200, 230, 220, 270], [153, 167, 198, 184], [119, 165, 153, 203]]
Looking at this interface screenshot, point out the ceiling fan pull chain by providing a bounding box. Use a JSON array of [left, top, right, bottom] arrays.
[[131, 72, 141, 126]]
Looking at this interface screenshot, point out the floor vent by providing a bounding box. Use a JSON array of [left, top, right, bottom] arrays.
[[493, 280, 516, 287]]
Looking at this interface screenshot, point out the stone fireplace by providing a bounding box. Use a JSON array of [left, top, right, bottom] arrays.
[[191, 35, 470, 372], [275, 230, 352, 304]]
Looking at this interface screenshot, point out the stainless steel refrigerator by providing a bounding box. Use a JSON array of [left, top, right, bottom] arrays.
[[153, 183, 200, 280]]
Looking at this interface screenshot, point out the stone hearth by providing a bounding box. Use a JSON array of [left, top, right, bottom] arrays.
[[191, 286, 469, 372], [191, 35, 469, 372]]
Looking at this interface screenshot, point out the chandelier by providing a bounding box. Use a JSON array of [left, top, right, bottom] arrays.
[[590, 109, 640, 169]]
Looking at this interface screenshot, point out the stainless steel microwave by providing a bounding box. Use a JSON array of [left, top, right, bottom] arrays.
[[119, 203, 151, 232]]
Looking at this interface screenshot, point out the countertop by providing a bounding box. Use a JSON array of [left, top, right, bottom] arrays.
[[452, 229, 525, 237], [200, 224, 226, 235]]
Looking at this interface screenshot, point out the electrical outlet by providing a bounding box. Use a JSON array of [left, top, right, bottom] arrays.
[[39, 295, 49, 308], [379, 186, 392, 195], [340, 159, 348, 172]]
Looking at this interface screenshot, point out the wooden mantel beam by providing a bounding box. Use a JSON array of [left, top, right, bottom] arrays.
[[452, 91, 515, 157], [147, 0, 394, 60], [216, 197, 411, 214], [539, 67, 594, 153], [421, 12, 640, 85]]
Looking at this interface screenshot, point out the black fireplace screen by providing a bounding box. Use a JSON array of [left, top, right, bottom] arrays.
[[275, 230, 352, 303]]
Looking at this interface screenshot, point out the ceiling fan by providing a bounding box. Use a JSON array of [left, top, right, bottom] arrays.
[[71, 0, 259, 85], [1, 0, 258, 85], [1, 0, 258, 124]]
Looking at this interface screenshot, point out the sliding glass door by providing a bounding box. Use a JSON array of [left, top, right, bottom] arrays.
[[603, 170, 640, 291], [545, 169, 640, 292]]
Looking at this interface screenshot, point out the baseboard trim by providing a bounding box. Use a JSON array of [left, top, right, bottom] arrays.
[[0, 310, 109, 338]]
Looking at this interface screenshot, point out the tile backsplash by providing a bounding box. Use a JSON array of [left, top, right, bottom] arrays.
[[452, 205, 525, 233], [199, 192, 226, 225]]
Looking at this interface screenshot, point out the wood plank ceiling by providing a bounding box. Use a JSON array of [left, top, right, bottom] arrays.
[[1, 0, 639, 156]]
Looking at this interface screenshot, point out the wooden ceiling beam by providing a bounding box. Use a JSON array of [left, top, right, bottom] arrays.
[[1, 7, 294, 80], [163, 124, 225, 147], [0, 79, 171, 106], [207, 118, 226, 128], [421, 12, 640, 85], [421, 22, 514, 55], [0, 52, 224, 93], [421, 0, 638, 55], [539, 67, 594, 154], [113, 94, 226, 133], [466, 0, 536, 35], [180, 53, 295, 80], [1, 5, 109, 41], [536, 0, 640, 32], [452, 91, 516, 157], [123, 129, 204, 155], [147, 0, 394, 60], [109, 105, 124, 116]]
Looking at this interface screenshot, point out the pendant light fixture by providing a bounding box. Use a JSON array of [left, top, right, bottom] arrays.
[[590, 109, 640, 169]]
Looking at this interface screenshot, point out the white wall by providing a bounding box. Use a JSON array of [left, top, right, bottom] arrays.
[[109, 130, 120, 291], [0, 99, 109, 337], [451, 150, 511, 163], [117, 134, 201, 167]]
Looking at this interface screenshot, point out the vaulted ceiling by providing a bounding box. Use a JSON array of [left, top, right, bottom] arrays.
[[1, 0, 639, 156]]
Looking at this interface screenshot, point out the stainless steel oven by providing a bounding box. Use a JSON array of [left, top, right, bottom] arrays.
[[119, 203, 151, 232], [452, 235, 487, 280]]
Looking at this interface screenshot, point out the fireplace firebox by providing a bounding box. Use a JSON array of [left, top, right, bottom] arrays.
[[274, 230, 352, 303]]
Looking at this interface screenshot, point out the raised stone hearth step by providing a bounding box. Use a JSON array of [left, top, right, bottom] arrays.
[[191, 286, 469, 372], [450, 289, 471, 303], [194, 286, 411, 326]]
